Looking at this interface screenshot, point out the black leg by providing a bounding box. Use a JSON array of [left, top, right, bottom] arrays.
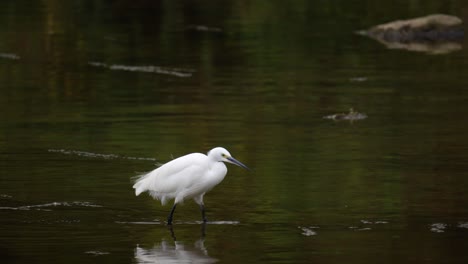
[[201, 221, 207, 238], [167, 225, 177, 241], [167, 204, 177, 225], [199, 204, 207, 223]]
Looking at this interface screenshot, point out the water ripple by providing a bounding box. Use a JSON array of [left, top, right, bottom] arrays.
[[88, 61, 195, 78], [48, 149, 156, 161], [0, 52, 20, 60], [115, 221, 163, 225], [116, 220, 240, 225], [85, 251, 111, 256], [360, 220, 389, 224], [0, 201, 102, 211]]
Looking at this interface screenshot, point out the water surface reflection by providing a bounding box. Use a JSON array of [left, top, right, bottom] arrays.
[[135, 225, 217, 264]]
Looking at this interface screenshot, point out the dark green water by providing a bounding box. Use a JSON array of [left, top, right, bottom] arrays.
[[2, 1, 468, 263]]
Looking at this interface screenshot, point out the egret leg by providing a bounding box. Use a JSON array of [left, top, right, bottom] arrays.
[[201, 222, 207, 237], [167, 204, 177, 225], [168, 225, 177, 241], [199, 204, 207, 223]]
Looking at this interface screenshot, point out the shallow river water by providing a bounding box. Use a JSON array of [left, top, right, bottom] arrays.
[[1, 1, 468, 263]]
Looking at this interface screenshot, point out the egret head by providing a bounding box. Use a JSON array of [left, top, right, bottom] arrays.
[[208, 147, 249, 170]]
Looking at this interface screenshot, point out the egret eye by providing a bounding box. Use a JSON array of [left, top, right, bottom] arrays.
[[221, 153, 226, 158]]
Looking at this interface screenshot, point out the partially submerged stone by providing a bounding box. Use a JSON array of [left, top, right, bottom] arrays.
[[186, 25, 223, 33], [358, 14, 464, 54], [323, 108, 367, 121]]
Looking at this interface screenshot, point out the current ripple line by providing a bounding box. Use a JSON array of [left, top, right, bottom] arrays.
[[47, 149, 156, 161]]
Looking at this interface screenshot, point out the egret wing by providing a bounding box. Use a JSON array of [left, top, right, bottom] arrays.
[[133, 153, 208, 203]]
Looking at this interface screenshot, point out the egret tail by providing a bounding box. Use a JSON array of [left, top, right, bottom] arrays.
[[132, 173, 150, 196]]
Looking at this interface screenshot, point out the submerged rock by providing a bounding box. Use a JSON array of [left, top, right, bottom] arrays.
[[357, 14, 464, 54], [186, 25, 223, 33], [298, 226, 318, 236], [323, 108, 367, 121], [430, 223, 447, 233]]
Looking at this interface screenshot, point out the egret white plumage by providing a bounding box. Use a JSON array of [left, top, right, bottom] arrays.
[[133, 147, 249, 225]]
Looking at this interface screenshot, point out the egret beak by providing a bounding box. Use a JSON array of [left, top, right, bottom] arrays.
[[227, 157, 250, 171]]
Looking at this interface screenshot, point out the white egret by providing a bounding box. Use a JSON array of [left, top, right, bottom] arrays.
[[133, 147, 249, 225]]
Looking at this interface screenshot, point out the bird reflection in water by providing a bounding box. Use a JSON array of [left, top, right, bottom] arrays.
[[134, 223, 217, 263]]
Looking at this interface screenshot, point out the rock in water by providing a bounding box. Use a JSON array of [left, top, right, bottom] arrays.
[[357, 14, 464, 54], [323, 108, 367, 121]]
